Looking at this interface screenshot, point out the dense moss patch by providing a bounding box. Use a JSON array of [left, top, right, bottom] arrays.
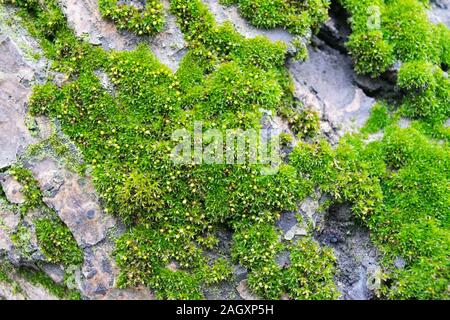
[[35, 219, 83, 266], [292, 115, 450, 298], [98, 0, 165, 35], [341, 0, 450, 124], [220, 0, 329, 35]]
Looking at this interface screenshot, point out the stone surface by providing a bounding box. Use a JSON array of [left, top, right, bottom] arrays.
[[299, 195, 320, 226], [289, 44, 376, 143], [429, 0, 450, 27], [28, 157, 115, 248], [204, 0, 293, 44], [58, 0, 134, 50], [284, 224, 308, 241], [42, 264, 66, 284], [58, 0, 187, 71], [0, 6, 49, 169], [315, 204, 381, 300], [236, 279, 258, 300], [0, 174, 25, 204], [0, 37, 37, 169]]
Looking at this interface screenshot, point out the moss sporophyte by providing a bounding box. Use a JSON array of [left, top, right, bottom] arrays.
[[2, 0, 449, 299]]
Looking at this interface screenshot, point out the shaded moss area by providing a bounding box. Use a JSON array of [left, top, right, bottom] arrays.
[[0, 261, 81, 300], [17, 267, 81, 300], [341, 0, 449, 125]]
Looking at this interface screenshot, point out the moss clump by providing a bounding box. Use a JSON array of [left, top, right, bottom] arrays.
[[279, 106, 320, 138], [8, 165, 43, 213], [114, 227, 232, 299], [397, 61, 450, 122], [283, 239, 338, 300], [221, 0, 329, 36], [35, 219, 83, 266], [292, 111, 450, 299], [291, 138, 384, 220], [11, 225, 35, 258], [220, 0, 329, 60], [200, 258, 233, 285], [341, 0, 448, 75], [346, 31, 394, 77], [231, 223, 282, 270], [361, 102, 392, 134], [98, 0, 165, 36], [342, 0, 450, 125], [232, 225, 338, 299]]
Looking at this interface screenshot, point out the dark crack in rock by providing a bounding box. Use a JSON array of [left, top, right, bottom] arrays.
[[315, 204, 381, 300]]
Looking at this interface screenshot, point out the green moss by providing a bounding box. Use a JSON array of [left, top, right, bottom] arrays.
[[35, 219, 83, 266], [8, 165, 43, 213], [383, 0, 440, 63], [362, 103, 392, 134], [397, 61, 449, 121], [247, 261, 284, 299], [10, 0, 449, 300], [11, 224, 35, 259], [243, 236, 339, 300], [0, 265, 13, 284], [152, 269, 203, 300], [98, 0, 165, 36], [284, 239, 338, 300], [292, 119, 450, 299], [341, 0, 450, 124], [279, 106, 320, 138], [231, 223, 282, 270], [221, 0, 329, 36], [199, 258, 233, 285], [346, 31, 394, 77]]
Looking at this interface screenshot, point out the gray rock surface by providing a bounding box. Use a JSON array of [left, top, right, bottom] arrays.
[[204, 0, 294, 44], [0, 37, 40, 169], [429, 0, 450, 27], [236, 279, 258, 300], [28, 157, 115, 248], [0, 174, 25, 204], [0, 6, 51, 170], [315, 204, 381, 300], [58, 0, 186, 71], [289, 43, 375, 143]]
